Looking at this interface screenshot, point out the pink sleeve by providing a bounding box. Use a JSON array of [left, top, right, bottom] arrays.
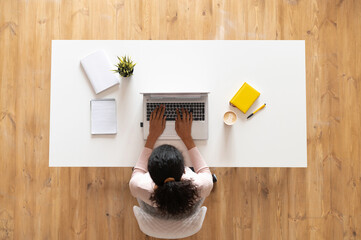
[[187, 147, 213, 197], [129, 147, 154, 204], [132, 147, 152, 175], [188, 147, 211, 174]]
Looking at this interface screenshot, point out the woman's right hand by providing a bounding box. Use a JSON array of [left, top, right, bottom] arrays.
[[175, 108, 195, 149]]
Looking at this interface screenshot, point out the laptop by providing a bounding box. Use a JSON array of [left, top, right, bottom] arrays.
[[141, 92, 209, 140]]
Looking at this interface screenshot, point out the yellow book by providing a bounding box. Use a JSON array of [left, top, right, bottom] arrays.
[[230, 82, 260, 113]]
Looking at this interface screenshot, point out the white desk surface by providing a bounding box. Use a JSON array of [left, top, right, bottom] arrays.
[[49, 40, 307, 167]]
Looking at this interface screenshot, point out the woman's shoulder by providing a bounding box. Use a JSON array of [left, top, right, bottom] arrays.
[[130, 172, 156, 193], [182, 167, 212, 186], [182, 167, 197, 178]]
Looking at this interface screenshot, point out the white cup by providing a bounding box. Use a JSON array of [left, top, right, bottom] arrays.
[[223, 110, 237, 125]]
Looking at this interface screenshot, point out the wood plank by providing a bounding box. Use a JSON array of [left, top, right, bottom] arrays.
[[0, 0, 17, 238], [332, 0, 361, 238]]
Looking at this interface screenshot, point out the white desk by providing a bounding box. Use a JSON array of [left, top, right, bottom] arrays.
[[50, 40, 307, 167]]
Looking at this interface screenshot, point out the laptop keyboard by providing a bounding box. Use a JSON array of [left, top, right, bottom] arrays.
[[147, 102, 205, 121]]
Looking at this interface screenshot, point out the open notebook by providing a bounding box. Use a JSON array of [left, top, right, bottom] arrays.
[[90, 99, 117, 134]]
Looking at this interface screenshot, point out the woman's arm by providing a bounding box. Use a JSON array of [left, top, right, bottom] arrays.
[[130, 105, 167, 200], [175, 108, 209, 171], [132, 147, 153, 174], [187, 147, 213, 198], [145, 105, 166, 149], [132, 105, 167, 174], [175, 108, 195, 150], [175, 108, 213, 196]]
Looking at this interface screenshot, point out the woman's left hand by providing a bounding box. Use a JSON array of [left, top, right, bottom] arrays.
[[148, 105, 166, 141]]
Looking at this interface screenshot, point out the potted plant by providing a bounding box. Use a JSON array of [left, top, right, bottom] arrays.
[[113, 55, 136, 77]]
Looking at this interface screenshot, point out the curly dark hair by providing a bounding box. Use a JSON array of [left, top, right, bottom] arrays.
[[148, 144, 199, 217]]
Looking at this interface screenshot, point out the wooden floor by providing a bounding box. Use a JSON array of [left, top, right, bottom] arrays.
[[1, 0, 360, 239]]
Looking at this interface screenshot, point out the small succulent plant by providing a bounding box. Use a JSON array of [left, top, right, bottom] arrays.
[[113, 56, 136, 77]]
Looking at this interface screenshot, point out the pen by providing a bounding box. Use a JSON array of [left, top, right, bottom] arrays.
[[247, 103, 266, 119]]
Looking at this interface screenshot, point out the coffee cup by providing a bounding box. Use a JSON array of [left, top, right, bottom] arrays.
[[223, 110, 237, 125]]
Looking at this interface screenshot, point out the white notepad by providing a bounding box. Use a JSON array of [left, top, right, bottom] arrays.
[[90, 99, 117, 135], [80, 50, 119, 94]]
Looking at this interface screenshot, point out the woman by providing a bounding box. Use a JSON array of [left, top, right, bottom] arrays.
[[129, 105, 213, 218]]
